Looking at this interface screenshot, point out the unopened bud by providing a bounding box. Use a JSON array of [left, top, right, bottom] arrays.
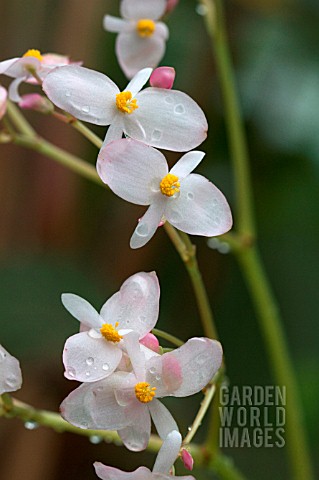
[[181, 448, 194, 471], [150, 67, 175, 89], [166, 0, 179, 14], [0, 86, 8, 120], [139, 333, 160, 353], [19, 93, 54, 114]]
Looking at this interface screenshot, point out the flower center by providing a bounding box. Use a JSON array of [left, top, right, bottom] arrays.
[[136, 19, 156, 37], [160, 173, 180, 197], [100, 322, 123, 343], [116, 91, 138, 114], [22, 49, 43, 62], [135, 382, 156, 403]]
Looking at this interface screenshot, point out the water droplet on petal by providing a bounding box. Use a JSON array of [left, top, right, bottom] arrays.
[[24, 420, 39, 430], [174, 104, 185, 114], [102, 363, 110, 371], [195, 353, 207, 365], [88, 328, 102, 339], [86, 357, 94, 366], [164, 96, 174, 104], [151, 129, 162, 141], [5, 375, 17, 388], [85, 371, 91, 377], [187, 192, 194, 200], [89, 435, 103, 444], [67, 367, 76, 378], [136, 223, 149, 237], [65, 91, 71, 97], [81, 421, 89, 428], [169, 210, 183, 224], [149, 367, 156, 374], [155, 374, 161, 381], [81, 105, 90, 113]]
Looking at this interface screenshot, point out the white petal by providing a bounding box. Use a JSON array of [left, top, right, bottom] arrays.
[[125, 68, 153, 97], [156, 22, 169, 40], [0, 345, 22, 394], [0, 86, 7, 119], [148, 399, 179, 440], [102, 119, 124, 148], [0, 58, 19, 74], [63, 332, 122, 382], [61, 293, 102, 329], [170, 151, 205, 179], [4, 57, 41, 78], [60, 382, 101, 429], [43, 65, 119, 125], [120, 0, 166, 21], [8, 77, 26, 103], [153, 430, 182, 474], [165, 174, 233, 236], [100, 272, 160, 337], [130, 200, 166, 249], [103, 15, 131, 33], [126, 88, 208, 151], [123, 332, 146, 381], [117, 402, 151, 451], [116, 32, 165, 79], [94, 464, 151, 480], [97, 138, 167, 205], [162, 338, 223, 397]]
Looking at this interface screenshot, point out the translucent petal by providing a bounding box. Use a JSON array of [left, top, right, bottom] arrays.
[[4, 57, 40, 78], [156, 22, 169, 40], [61, 293, 102, 329], [102, 119, 123, 148], [148, 399, 179, 440], [130, 200, 166, 249], [170, 151, 205, 179], [120, 0, 166, 21], [117, 32, 165, 79], [126, 88, 208, 151], [125, 68, 153, 97], [63, 332, 122, 382], [97, 138, 167, 205], [162, 338, 223, 397], [43, 65, 119, 125], [0, 345, 22, 395], [165, 174, 233, 236], [103, 15, 131, 33], [94, 464, 151, 480], [8, 77, 26, 103], [0, 58, 20, 75], [117, 402, 151, 451], [0, 86, 7, 120], [153, 430, 182, 474], [123, 332, 146, 381], [60, 382, 101, 429], [100, 272, 160, 338]]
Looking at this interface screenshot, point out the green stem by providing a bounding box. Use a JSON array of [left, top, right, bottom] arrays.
[[183, 383, 216, 446], [164, 224, 218, 340], [152, 328, 184, 347], [56, 112, 103, 149], [13, 134, 104, 187], [6, 101, 36, 136]]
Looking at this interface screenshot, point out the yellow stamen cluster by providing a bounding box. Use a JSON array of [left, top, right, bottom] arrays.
[[22, 49, 43, 62], [116, 91, 138, 114], [100, 322, 123, 343], [160, 173, 180, 197], [135, 382, 156, 403], [136, 19, 156, 37]]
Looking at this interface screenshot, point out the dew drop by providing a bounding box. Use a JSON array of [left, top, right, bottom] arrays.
[[195, 354, 207, 365], [24, 420, 39, 430], [81, 105, 90, 113], [86, 357, 94, 366], [196, 4, 208, 15], [169, 210, 183, 224], [88, 328, 101, 339], [155, 374, 161, 381], [187, 426, 192, 431], [85, 371, 91, 377], [67, 367, 76, 378], [164, 96, 174, 104], [151, 129, 162, 141], [102, 363, 110, 371], [89, 435, 103, 444], [0, 350, 7, 362], [136, 223, 149, 237], [174, 104, 185, 114], [81, 421, 89, 428], [5, 375, 17, 388], [65, 91, 71, 97], [149, 367, 156, 374], [187, 192, 194, 200]]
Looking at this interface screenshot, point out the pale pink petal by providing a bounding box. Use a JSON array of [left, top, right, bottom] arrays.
[[63, 332, 122, 382], [165, 174, 233, 236], [61, 293, 102, 329], [94, 464, 151, 480], [120, 0, 166, 21], [19, 93, 53, 113], [0, 345, 22, 394], [0, 58, 19, 74], [140, 333, 160, 353], [156, 22, 169, 40], [162, 338, 223, 397], [43, 65, 119, 125], [118, 402, 151, 451], [4, 57, 40, 78], [100, 272, 160, 338], [41, 53, 71, 66], [102, 119, 124, 147], [150, 67, 175, 89], [125, 68, 153, 97], [130, 200, 166, 249], [60, 382, 101, 429], [97, 138, 167, 205], [116, 32, 166, 79], [103, 15, 132, 33], [127, 88, 208, 151], [123, 332, 146, 381], [153, 430, 182, 474], [8, 76, 26, 102], [0, 86, 8, 119], [170, 151, 205, 179], [148, 399, 179, 440], [146, 354, 182, 397]]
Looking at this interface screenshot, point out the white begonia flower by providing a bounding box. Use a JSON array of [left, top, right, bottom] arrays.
[[94, 430, 195, 480], [61, 272, 160, 383], [103, 0, 169, 79], [97, 139, 233, 249], [0, 344, 22, 395], [0, 49, 74, 102], [42, 65, 208, 151], [60, 332, 223, 452]]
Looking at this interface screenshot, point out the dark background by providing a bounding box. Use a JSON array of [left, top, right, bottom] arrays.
[[0, 0, 318, 479]]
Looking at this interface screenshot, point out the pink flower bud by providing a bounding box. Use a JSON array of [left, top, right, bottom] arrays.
[[0, 86, 8, 120], [19, 93, 54, 114], [181, 448, 194, 471], [166, 0, 179, 14], [150, 67, 175, 89], [139, 333, 160, 353]]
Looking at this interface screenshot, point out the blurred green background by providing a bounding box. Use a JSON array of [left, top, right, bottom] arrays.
[[0, 0, 318, 479]]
